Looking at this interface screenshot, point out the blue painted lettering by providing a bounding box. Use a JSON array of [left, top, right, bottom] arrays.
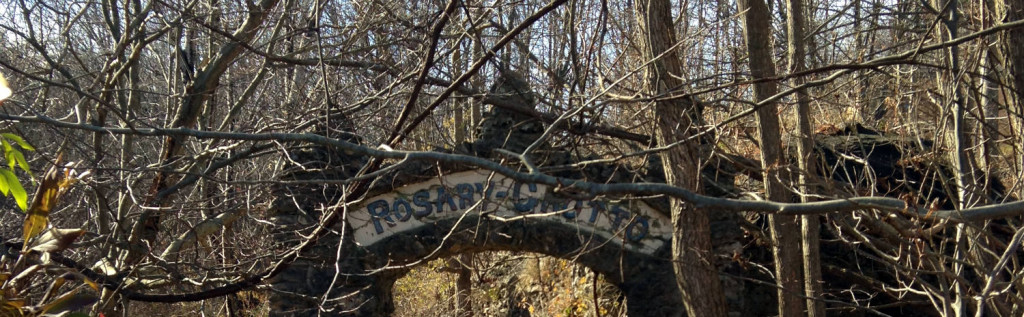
[[587, 201, 606, 223], [626, 217, 649, 241], [512, 183, 538, 213], [475, 182, 496, 209], [455, 183, 475, 209], [363, 182, 655, 243], [436, 187, 457, 212], [547, 199, 569, 214], [563, 201, 585, 219], [412, 190, 432, 218], [366, 200, 392, 234], [610, 205, 630, 230], [393, 198, 413, 222]]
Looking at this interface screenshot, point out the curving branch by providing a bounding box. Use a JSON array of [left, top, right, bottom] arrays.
[[3, 113, 1021, 222], [388, 0, 570, 146], [387, 0, 462, 143], [160, 208, 246, 262], [128, 0, 282, 266]]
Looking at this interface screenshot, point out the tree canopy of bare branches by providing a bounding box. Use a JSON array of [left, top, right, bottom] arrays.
[[2, 0, 1024, 316]]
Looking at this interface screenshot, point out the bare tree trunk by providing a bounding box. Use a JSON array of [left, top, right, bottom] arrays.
[[977, 0, 1002, 179], [1009, 0, 1024, 208], [737, 0, 807, 316], [453, 37, 467, 145], [786, 0, 825, 315], [1008, 0, 1024, 109], [979, 46, 1000, 190], [470, 10, 484, 131], [128, 0, 281, 266], [450, 37, 472, 315], [445, 254, 473, 317], [634, 1, 728, 316], [933, 1, 976, 315]]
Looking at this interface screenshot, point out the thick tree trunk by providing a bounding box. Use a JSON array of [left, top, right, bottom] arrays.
[[634, 1, 729, 316], [737, 0, 807, 316]]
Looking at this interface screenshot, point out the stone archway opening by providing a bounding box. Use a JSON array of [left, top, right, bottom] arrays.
[[344, 168, 685, 316], [392, 251, 626, 317]]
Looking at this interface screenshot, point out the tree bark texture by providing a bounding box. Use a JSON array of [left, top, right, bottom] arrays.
[[786, 0, 825, 315], [1009, 0, 1024, 195], [634, 1, 729, 316], [1011, 0, 1024, 107], [737, 0, 807, 315], [1009, 0, 1024, 206]]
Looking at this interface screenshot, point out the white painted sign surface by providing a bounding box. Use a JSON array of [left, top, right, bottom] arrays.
[[348, 170, 672, 254]]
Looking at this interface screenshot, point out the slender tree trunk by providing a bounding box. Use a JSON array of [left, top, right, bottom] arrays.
[[1008, 0, 1024, 105], [449, 36, 473, 316], [737, 0, 807, 316], [1008, 0, 1024, 206], [977, 0, 1001, 181], [634, 1, 728, 316], [470, 12, 484, 130], [933, 1, 975, 315], [786, 0, 825, 315], [453, 36, 467, 145], [979, 46, 999, 189]]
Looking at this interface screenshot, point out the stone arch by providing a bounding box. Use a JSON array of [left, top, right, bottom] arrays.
[[268, 171, 685, 316], [336, 168, 684, 316], [266, 71, 742, 316]]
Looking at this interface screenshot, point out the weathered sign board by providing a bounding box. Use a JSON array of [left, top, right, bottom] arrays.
[[348, 170, 672, 254]]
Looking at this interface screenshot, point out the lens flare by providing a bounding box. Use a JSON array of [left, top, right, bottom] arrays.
[[0, 72, 11, 102]]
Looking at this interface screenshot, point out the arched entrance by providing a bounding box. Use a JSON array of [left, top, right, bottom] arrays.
[[267, 168, 684, 316], [350, 169, 683, 316], [264, 71, 728, 316]]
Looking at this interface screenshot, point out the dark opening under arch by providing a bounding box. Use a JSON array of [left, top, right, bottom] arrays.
[[359, 213, 683, 316]]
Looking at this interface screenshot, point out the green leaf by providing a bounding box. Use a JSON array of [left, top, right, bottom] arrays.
[[11, 150, 30, 176], [1, 133, 34, 151], [0, 169, 27, 210], [1, 138, 11, 153], [3, 143, 13, 171], [3, 150, 14, 171], [0, 173, 9, 197]]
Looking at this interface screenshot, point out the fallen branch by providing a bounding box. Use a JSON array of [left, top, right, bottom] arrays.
[[3, 113, 1020, 222]]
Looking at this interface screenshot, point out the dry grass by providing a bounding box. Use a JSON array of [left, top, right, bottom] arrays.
[[394, 252, 624, 317]]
